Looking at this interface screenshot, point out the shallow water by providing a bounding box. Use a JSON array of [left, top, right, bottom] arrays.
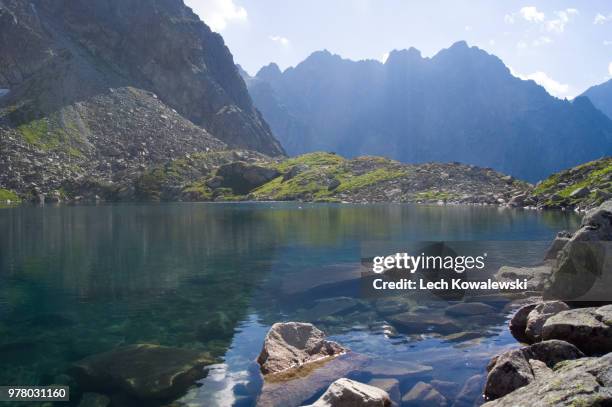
[[0, 203, 581, 406]]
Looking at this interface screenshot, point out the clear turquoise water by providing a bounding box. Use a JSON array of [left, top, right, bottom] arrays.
[[0, 203, 581, 406]]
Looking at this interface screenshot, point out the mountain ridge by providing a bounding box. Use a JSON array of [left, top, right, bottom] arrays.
[[582, 78, 612, 120], [245, 42, 612, 182]]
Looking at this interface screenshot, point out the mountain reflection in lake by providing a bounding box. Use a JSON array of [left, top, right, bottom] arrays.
[[0, 203, 581, 406]]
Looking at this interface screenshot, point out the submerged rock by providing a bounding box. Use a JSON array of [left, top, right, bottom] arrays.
[[453, 374, 485, 407], [484, 340, 584, 400], [542, 305, 612, 355], [482, 353, 612, 406], [70, 344, 214, 400], [303, 378, 392, 407], [401, 381, 448, 406], [258, 353, 368, 406], [257, 322, 347, 376], [367, 378, 400, 405], [387, 312, 461, 335], [444, 302, 496, 317], [361, 358, 433, 379]]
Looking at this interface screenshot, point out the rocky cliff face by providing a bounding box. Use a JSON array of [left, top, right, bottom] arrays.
[[246, 42, 612, 182], [0, 0, 283, 198]]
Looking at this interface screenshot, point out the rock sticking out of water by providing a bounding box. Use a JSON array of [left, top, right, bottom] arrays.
[[302, 378, 392, 407], [544, 199, 612, 301], [257, 353, 369, 406], [257, 322, 348, 376], [482, 352, 612, 406], [69, 344, 214, 401], [484, 340, 584, 400], [542, 305, 612, 355]]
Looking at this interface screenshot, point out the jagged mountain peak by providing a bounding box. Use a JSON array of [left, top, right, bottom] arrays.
[[245, 42, 612, 181], [256, 63, 283, 82]]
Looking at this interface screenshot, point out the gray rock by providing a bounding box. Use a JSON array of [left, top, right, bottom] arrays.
[[258, 353, 368, 407], [542, 305, 612, 355], [527, 359, 552, 380], [361, 358, 433, 379], [484, 349, 533, 400], [509, 303, 538, 343], [217, 162, 281, 194], [283, 164, 309, 181], [366, 378, 400, 405], [429, 380, 460, 401], [205, 176, 223, 189], [543, 231, 572, 261], [569, 186, 590, 198], [525, 301, 569, 342], [482, 353, 612, 407], [304, 378, 391, 407], [545, 200, 612, 301], [402, 381, 448, 407], [69, 344, 214, 400], [484, 340, 584, 400], [257, 322, 347, 376], [508, 193, 527, 207], [327, 178, 341, 191], [452, 374, 484, 407], [495, 265, 552, 291]]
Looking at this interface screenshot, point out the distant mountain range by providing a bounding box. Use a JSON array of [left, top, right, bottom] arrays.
[[582, 79, 612, 120], [242, 42, 612, 181]]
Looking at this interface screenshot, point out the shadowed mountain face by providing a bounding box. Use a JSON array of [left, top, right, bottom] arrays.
[[245, 42, 612, 182], [0, 0, 283, 194], [582, 79, 612, 120]]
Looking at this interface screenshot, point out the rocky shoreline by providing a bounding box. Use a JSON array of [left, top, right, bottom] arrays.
[[2, 152, 609, 213]]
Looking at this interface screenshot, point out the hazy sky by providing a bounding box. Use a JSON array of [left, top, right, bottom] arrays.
[[185, 0, 612, 98]]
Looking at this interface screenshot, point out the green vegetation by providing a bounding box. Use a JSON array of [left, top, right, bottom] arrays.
[[15, 109, 86, 157], [0, 188, 20, 203], [533, 157, 612, 207], [274, 152, 345, 172], [252, 152, 407, 200]]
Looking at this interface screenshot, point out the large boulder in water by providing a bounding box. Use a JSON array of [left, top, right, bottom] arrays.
[[525, 301, 570, 342], [482, 352, 612, 407], [303, 378, 392, 407], [69, 344, 214, 400], [544, 200, 612, 301], [484, 340, 584, 400], [542, 304, 612, 355], [216, 161, 280, 194], [257, 322, 347, 376]]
